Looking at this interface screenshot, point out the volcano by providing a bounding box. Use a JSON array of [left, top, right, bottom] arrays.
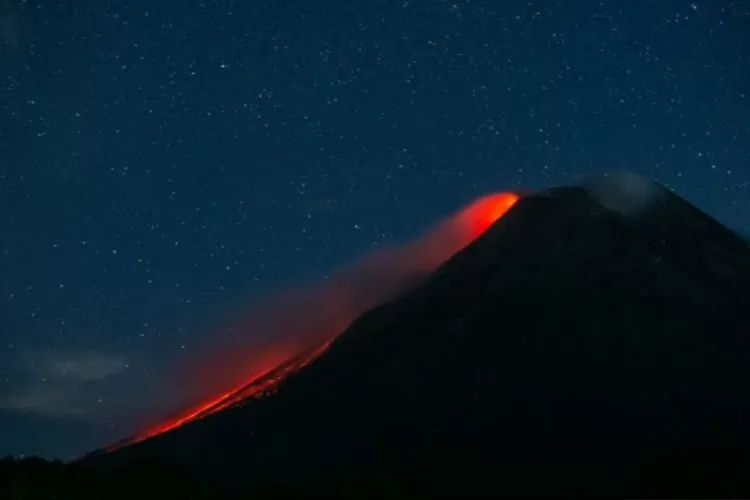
[[83, 172, 750, 498]]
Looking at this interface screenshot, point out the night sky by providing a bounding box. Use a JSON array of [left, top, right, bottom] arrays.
[[1, 0, 748, 460]]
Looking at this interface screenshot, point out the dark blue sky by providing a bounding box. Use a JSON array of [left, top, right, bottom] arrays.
[[1, 0, 748, 459]]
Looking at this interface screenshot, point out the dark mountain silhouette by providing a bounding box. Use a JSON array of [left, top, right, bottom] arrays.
[[77, 172, 749, 498]]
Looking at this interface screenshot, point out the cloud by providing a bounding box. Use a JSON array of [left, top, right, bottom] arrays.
[[1, 384, 88, 416], [46, 352, 127, 382], [0, 351, 128, 418]]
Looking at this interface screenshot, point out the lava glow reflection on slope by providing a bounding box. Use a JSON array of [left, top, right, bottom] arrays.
[[105, 192, 519, 452]]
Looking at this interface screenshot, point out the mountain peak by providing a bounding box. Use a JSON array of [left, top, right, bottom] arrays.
[[83, 175, 750, 498]]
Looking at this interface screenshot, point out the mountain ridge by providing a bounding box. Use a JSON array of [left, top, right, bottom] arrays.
[[84, 174, 750, 498]]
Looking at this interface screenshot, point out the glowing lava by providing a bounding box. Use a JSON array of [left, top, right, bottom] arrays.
[[457, 192, 521, 241], [107, 341, 332, 451], [105, 192, 519, 452]]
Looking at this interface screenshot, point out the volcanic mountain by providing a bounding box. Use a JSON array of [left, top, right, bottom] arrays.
[[84, 172, 750, 498]]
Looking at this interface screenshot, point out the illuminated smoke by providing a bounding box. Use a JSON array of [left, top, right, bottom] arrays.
[[108, 192, 519, 450]]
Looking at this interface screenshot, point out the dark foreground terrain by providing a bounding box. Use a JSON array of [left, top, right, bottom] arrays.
[[6, 175, 750, 499], [0, 456, 214, 500]]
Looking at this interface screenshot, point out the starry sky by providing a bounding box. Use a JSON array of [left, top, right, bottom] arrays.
[[1, 0, 748, 460]]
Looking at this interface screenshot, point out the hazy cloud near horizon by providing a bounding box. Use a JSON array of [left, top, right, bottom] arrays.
[[0, 351, 129, 418]]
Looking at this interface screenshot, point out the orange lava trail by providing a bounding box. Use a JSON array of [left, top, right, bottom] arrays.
[[105, 341, 332, 451]]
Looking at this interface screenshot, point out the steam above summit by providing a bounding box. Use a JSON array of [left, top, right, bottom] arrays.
[[579, 170, 668, 216]]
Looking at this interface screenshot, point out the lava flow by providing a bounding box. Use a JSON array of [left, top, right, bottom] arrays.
[[106, 192, 519, 452], [106, 341, 333, 451]]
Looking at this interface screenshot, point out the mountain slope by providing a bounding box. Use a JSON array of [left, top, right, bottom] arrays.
[[86, 174, 750, 498]]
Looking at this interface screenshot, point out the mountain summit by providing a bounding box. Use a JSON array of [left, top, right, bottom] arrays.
[[86, 172, 750, 498]]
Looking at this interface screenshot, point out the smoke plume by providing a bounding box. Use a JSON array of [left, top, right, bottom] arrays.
[[113, 192, 519, 448]]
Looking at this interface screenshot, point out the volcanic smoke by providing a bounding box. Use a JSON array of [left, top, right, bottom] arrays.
[[108, 192, 519, 450]]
